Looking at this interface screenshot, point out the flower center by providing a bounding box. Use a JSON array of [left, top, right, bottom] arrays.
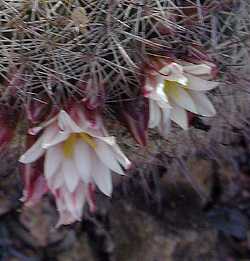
[[164, 80, 188, 99], [63, 133, 96, 158], [164, 80, 180, 98]]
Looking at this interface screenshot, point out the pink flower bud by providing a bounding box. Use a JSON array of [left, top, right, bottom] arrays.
[[118, 97, 149, 146], [25, 99, 52, 124]]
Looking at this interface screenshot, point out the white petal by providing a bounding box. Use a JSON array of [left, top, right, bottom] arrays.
[[160, 63, 188, 85], [186, 74, 219, 91], [148, 100, 161, 128], [91, 157, 112, 196], [144, 77, 155, 92], [189, 91, 216, 117], [183, 64, 212, 75], [28, 116, 57, 135], [95, 140, 124, 175], [111, 144, 131, 170], [148, 81, 170, 109], [171, 105, 188, 130], [19, 135, 45, 164], [159, 107, 171, 137], [74, 140, 92, 183], [169, 87, 197, 114], [42, 131, 70, 149], [62, 159, 79, 193], [41, 124, 58, 146], [44, 145, 62, 179], [58, 110, 82, 133], [90, 135, 130, 171]]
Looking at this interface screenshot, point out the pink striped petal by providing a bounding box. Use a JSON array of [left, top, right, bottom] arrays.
[[49, 170, 64, 190]]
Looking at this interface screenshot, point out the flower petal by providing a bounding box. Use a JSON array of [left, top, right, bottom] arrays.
[[19, 135, 45, 164], [95, 140, 124, 175], [62, 159, 79, 193], [170, 105, 188, 129], [159, 107, 171, 137], [168, 87, 197, 114], [63, 187, 78, 218], [183, 64, 212, 75], [148, 100, 161, 128], [145, 79, 170, 108], [58, 110, 82, 133], [74, 140, 92, 183], [44, 145, 62, 179], [189, 91, 216, 117], [110, 143, 131, 170], [74, 184, 86, 217], [91, 157, 112, 196], [160, 63, 188, 85], [42, 131, 70, 149], [41, 124, 58, 146], [49, 170, 64, 190], [186, 74, 219, 91]]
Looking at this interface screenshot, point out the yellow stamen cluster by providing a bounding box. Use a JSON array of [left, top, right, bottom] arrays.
[[164, 80, 180, 98], [164, 80, 189, 99], [63, 133, 96, 158]]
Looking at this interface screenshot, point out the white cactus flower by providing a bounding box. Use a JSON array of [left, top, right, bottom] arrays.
[[19, 107, 131, 225], [144, 61, 219, 135]]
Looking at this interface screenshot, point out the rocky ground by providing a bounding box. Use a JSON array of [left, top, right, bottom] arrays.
[[1, 124, 250, 261]]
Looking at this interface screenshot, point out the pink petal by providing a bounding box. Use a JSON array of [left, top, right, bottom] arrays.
[[21, 163, 48, 207], [74, 184, 86, 217], [49, 170, 64, 190]]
